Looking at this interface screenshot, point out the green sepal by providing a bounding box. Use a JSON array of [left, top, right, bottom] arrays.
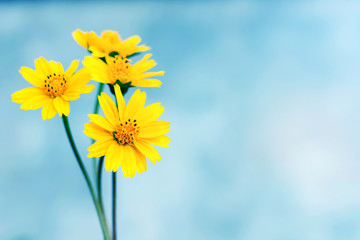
[[86, 43, 93, 54], [99, 57, 106, 63], [108, 81, 132, 95], [109, 51, 119, 58], [126, 52, 140, 59]]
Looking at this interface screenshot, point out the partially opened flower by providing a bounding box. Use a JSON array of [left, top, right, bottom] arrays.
[[73, 29, 150, 58], [83, 54, 164, 88], [84, 85, 170, 177], [12, 57, 94, 120]]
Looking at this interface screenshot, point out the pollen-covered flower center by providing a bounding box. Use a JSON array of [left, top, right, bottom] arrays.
[[44, 73, 68, 98], [112, 118, 139, 145], [107, 56, 130, 84]]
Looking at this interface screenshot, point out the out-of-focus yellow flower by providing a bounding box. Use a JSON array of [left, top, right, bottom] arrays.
[[84, 85, 170, 177], [83, 54, 164, 88], [12, 57, 94, 120], [72, 29, 150, 58]]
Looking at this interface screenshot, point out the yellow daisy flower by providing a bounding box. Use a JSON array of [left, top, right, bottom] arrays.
[[72, 29, 150, 58], [83, 54, 164, 88], [12, 57, 94, 120], [84, 85, 170, 177]]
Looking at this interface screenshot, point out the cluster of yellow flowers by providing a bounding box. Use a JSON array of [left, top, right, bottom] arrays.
[[12, 29, 170, 178]]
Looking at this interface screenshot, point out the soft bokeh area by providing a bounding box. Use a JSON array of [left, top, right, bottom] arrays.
[[2, 0, 360, 239]]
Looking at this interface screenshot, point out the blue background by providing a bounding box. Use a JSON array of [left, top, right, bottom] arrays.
[[2, 0, 360, 239]]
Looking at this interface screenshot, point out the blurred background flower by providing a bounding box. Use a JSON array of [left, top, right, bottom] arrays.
[[1, 0, 360, 239]]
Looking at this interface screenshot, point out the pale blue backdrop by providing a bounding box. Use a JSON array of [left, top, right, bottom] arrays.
[[1, 1, 360, 239]]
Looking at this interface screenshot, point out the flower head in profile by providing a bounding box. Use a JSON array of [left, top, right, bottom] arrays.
[[83, 54, 164, 88], [84, 85, 170, 178], [73, 29, 150, 58], [12, 57, 94, 120]]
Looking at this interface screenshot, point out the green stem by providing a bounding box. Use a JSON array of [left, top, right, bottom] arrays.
[[94, 83, 104, 114], [93, 83, 110, 237], [97, 156, 106, 218], [62, 116, 111, 240], [112, 172, 117, 240], [97, 156, 110, 239], [92, 82, 105, 178]]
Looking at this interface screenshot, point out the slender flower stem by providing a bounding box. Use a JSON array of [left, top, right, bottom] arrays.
[[97, 156, 106, 215], [112, 172, 117, 240], [62, 116, 111, 240], [94, 83, 104, 114], [94, 84, 110, 237], [92, 82, 105, 178]]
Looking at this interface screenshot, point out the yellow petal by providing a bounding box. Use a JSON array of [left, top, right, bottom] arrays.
[[104, 142, 124, 172], [90, 72, 111, 84], [53, 97, 70, 116], [62, 91, 80, 101], [72, 29, 100, 50], [137, 71, 165, 79], [41, 100, 57, 120], [134, 147, 147, 174], [65, 60, 79, 76], [19, 67, 44, 87], [132, 54, 157, 73], [139, 122, 171, 139], [72, 29, 88, 49], [98, 92, 119, 126], [120, 145, 137, 177], [88, 114, 114, 132], [131, 79, 162, 88], [49, 61, 59, 75], [67, 85, 94, 96], [35, 57, 51, 76], [12, 87, 50, 111], [82, 57, 111, 83], [68, 68, 92, 88], [123, 35, 141, 46], [137, 102, 164, 123], [20, 95, 51, 110], [89, 46, 108, 58], [144, 135, 171, 148], [84, 122, 112, 140], [114, 85, 126, 120], [88, 139, 114, 158], [86, 85, 96, 93], [133, 53, 152, 65], [134, 139, 161, 164], [63, 85, 94, 100], [134, 45, 151, 54], [12, 87, 44, 103], [142, 120, 171, 128], [56, 62, 64, 73], [83, 56, 108, 72], [101, 30, 121, 43], [124, 89, 146, 119]]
